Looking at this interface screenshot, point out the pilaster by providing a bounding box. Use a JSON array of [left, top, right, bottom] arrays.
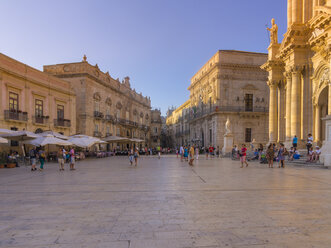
[[268, 80, 279, 143], [284, 71, 292, 141], [290, 66, 303, 141], [278, 81, 286, 143]]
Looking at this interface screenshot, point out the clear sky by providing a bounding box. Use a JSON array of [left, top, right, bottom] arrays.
[[0, 0, 287, 115]]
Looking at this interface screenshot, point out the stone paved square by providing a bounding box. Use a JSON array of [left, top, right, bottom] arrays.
[[1, 156, 331, 248]]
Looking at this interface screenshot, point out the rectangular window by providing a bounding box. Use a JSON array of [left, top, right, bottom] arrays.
[[94, 101, 100, 112], [154, 127, 158, 134], [106, 126, 110, 134], [245, 94, 253, 112], [126, 111, 129, 120], [95, 124, 99, 132], [57, 105, 64, 120], [10, 127, 18, 147], [116, 127, 120, 136], [35, 99, 43, 117], [9, 92, 19, 112], [245, 128, 252, 142]]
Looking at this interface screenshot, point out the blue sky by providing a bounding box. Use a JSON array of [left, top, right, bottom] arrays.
[[0, 0, 287, 115]]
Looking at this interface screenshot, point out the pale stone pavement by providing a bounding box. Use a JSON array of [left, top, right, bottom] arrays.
[[1, 156, 331, 248]]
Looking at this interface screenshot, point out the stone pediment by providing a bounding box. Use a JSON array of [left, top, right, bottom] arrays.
[[93, 92, 101, 101]]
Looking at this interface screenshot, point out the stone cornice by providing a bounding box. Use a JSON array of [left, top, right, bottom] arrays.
[[261, 60, 284, 71], [0, 66, 75, 97]]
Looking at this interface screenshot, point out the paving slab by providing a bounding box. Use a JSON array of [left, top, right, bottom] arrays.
[[1, 156, 331, 247]]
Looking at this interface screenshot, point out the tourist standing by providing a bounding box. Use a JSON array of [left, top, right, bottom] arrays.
[[176, 148, 179, 158], [205, 147, 209, 159], [209, 145, 214, 158], [184, 147, 189, 161], [38, 148, 46, 171], [189, 145, 195, 166], [195, 147, 199, 160], [57, 148, 65, 171], [266, 144, 274, 168], [180, 146, 184, 162], [240, 144, 248, 168], [277, 144, 285, 168], [134, 148, 139, 166], [307, 133, 313, 155], [292, 135, 298, 149], [29, 147, 37, 171], [69, 147, 75, 170]]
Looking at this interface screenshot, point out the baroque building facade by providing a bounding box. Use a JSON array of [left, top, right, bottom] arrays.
[[44, 56, 151, 149], [0, 53, 76, 138], [167, 50, 269, 149], [150, 109, 162, 148], [262, 0, 331, 154]]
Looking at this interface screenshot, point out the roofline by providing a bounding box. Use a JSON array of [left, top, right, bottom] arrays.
[[218, 50, 268, 56]]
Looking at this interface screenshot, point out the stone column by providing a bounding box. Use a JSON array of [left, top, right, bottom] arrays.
[[328, 83, 331, 115], [278, 81, 286, 142], [315, 104, 321, 142], [285, 72, 292, 141], [291, 67, 302, 140], [292, 0, 303, 23], [268, 81, 278, 143], [288, 0, 292, 27]]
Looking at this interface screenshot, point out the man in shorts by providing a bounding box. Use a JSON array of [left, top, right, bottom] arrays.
[[69, 147, 76, 170]]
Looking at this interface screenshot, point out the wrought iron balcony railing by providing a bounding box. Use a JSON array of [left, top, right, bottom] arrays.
[[94, 111, 104, 119], [4, 110, 28, 122], [54, 119, 71, 127], [33, 115, 49, 125]]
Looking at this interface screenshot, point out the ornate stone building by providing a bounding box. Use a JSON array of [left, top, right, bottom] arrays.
[[44, 56, 151, 149], [0, 53, 76, 137], [262, 0, 331, 154], [167, 50, 269, 149], [150, 109, 162, 148]]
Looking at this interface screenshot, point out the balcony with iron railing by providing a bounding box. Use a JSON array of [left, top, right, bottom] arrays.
[[117, 118, 138, 127], [104, 114, 114, 122], [54, 119, 71, 128], [94, 111, 104, 119], [33, 115, 49, 125], [4, 110, 28, 122]]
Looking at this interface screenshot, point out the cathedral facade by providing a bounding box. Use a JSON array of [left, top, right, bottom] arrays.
[[262, 0, 331, 159]]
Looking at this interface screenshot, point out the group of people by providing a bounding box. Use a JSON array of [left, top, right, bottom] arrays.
[[177, 145, 196, 165], [29, 146, 76, 171]]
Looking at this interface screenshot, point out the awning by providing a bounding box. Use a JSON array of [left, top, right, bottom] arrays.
[[103, 136, 130, 143]]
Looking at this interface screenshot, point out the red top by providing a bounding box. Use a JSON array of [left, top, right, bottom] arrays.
[[209, 147, 214, 153], [241, 147, 247, 156]]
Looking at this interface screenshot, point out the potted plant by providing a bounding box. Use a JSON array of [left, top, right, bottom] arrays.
[[0, 152, 7, 168], [6, 156, 16, 168]]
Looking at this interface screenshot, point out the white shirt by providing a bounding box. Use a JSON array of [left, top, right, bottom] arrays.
[[315, 149, 321, 155], [308, 136, 313, 144]]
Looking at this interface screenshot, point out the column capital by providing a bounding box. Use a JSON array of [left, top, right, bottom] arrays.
[[267, 80, 279, 88], [290, 65, 304, 74]]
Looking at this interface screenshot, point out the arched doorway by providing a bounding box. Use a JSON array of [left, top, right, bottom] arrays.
[[318, 86, 329, 142]]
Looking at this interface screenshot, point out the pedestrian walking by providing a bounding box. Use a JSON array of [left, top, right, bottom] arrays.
[[205, 147, 209, 159], [189, 145, 195, 166], [239, 144, 248, 168], [134, 148, 139, 166], [57, 147, 65, 171], [266, 144, 274, 168], [129, 148, 134, 165], [277, 143, 285, 168], [195, 147, 199, 160], [176, 148, 179, 158], [38, 148, 46, 171], [29, 147, 37, 171], [69, 147, 76, 170]]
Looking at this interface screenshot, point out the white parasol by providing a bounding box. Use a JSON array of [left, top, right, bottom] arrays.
[[0, 137, 8, 144], [103, 136, 130, 143], [40, 131, 69, 140], [0, 128, 15, 135], [68, 135, 104, 148], [0, 130, 40, 141], [23, 134, 73, 147]]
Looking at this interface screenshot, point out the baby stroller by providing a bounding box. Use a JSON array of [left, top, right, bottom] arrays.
[[260, 153, 268, 164]]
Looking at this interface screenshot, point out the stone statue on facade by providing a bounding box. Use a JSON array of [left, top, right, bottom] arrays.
[[267, 18, 278, 44], [225, 117, 232, 135]]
